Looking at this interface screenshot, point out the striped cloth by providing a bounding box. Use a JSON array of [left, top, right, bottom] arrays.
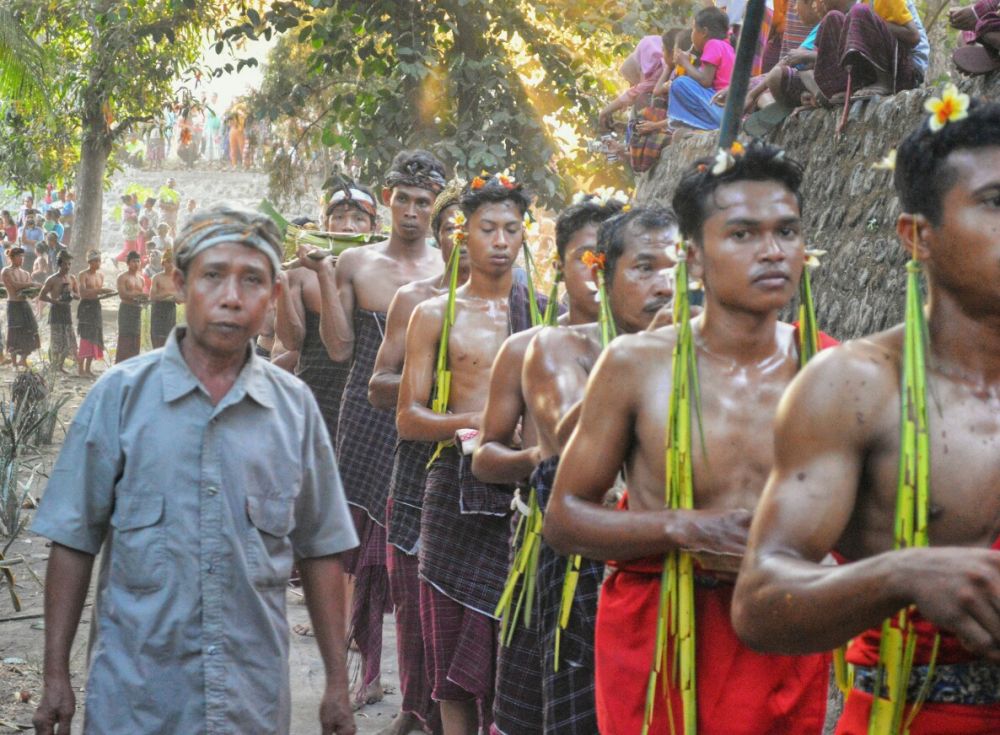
[[335, 308, 397, 523], [387, 439, 434, 554], [348, 505, 391, 691], [296, 309, 350, 444], [534, 456, 603, 734]]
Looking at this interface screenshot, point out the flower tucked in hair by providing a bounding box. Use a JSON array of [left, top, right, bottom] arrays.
[[450, 210, 467, 245], [711, 141, 746, 176], [571, 187, 630, 208], [925, 84, 970, 132], [581, 250, 606, 273], [470, 176, 487, 190], [470, 169, 520, 192], [872, 149, 897, 171]]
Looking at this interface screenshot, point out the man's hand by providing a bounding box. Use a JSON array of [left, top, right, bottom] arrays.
[[678, 508, 753, 557], [902, 547, 1000, 662], [949, 5, 978, 30], [295, 245, 335, 273], [32, 675, 75, 734], [711, 87, 729, 106], [319, 682, 356, 734], [784, 48, 814, 67]]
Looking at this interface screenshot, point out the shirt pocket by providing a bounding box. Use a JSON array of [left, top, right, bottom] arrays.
[[109, 494, 166, 593], [245, 495, 294, 588]]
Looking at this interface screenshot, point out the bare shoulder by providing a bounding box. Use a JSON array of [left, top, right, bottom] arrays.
[[391, 276, 437, 314], [286, 267, 314, 289], [612, 324, 678, 366], [410, 292, 447, 331], [500, 324, 544, 362], [795, 326, 901, 402]]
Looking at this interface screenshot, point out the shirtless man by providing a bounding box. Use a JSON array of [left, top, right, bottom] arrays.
[[76, 251, 112, 377], [517, 205, 678, 735], [3, 246, 41, 367], [366, 180, 466, 735], [305, 150, 447, 709], [544, 142, 830, 735], [396, 174, 541, 734], [277, 184, 378, 443], [39, 251, 79, 372], [115, 251, 146, 363], [149, 248, 180, 348], [471, 196, 630, 735], [733, 101, 1000, 733]]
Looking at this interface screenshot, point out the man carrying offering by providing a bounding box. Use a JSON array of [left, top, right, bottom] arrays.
[[3, 246, 41, 367], [115, 250, 145, 363], [39, 251, 79, 373]]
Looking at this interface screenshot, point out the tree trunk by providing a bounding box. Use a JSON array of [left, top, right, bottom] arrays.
[[70, 127, 112, 262]]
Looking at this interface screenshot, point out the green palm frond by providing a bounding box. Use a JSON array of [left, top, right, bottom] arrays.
[[0, 8, 46, 106]]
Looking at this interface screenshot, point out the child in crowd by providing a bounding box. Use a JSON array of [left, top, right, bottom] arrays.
[[667, 7, 735, 132], [598, 35, 665, 131]]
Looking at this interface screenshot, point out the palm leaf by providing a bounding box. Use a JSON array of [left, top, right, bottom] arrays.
[[0, 7, 46, 106]]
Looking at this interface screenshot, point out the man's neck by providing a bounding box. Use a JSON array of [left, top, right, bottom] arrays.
[[696, 298, 783, 364], [466, 268, 514, 300], [385, 229, 429, 259], [928, 287, 1000, 387], [566, 302, 599, 327], [178, 332, 247, 405]]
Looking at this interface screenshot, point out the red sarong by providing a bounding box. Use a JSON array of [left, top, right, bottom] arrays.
[[595, 557, 829, 735]]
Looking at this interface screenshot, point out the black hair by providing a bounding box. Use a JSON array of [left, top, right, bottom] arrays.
[[126, 250, 141, 261], [671, 140, 804, 243], [661, 27, 686, 56], [323, 177, 377, 227], [894, 97, 1000, 225], [386, 148, 447, 191], [555, 197, 627, 260], [695, 7, 730, 40], [597, 206, 678, 286], [459, 177, 532, 218], [290, 216, 316, 227]]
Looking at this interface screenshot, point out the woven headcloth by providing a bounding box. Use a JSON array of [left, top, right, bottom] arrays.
[[174, 206, 283, 275], [431, 178, 466, 235], [384, 151, 447, 193]]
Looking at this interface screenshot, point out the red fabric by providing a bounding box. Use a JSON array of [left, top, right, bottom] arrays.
[[595, 559, 829, 735], [835, 690, 1000, 734], [78, 339, 103, 360]]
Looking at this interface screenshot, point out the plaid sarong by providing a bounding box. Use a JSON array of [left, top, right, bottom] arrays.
[[77, 298, 104, 350], [117, 302, 141, 338], [628, 97, 670, 174], [419, 447, 512, 617], [349, 506, 391, 690], [387, 543, 437, 728], [387, 439, 434, 554], [534, 456, 602, 734], [7, 301, 39, 355], [150, 300, 176, 344], [297, 310, 350, 444], [335, 308, 397, 523], [48, 324, 77, 366]]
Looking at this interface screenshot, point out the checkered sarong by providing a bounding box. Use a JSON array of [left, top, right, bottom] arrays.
[[419, 447, 512, 617], [150, 301, 176, 343], [7, 301, 39, 355], [77, 298, 104, 349], [534, 456, 602, 734], [387, 544, 437, 728], [297, 310, 349, 443], [387, 439, 433, 554], [117, 302, 141, 338], [335, 308, 397, 522]]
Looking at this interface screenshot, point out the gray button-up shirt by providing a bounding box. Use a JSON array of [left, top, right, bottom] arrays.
[[33, 328, 358, 734]]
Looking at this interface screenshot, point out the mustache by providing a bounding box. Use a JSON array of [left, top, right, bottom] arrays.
[[644, 297, 672, 313]]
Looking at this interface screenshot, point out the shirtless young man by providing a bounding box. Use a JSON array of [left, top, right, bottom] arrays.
[[734, 100, 1000, 733], [3, 246, 41, 367], [303, 150, 447, 709], [544, 142, 830, 735], [77, 251, 112, 377], [149, 248, 180, 348], [39, 251, 79, 372], [396, 174, 540, 735], [469, 196, 626, 734], [115, 251, 146, 364], [277, 183, 378, 443], [519, 205, 678, 735], [365, 180, 467, 735]]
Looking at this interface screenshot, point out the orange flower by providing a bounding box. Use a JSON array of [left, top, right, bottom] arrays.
[[581, 250, 606, 272], [470, 176, 487, 190], [498, 174, 515, 190], [730, 141, 745, 155]]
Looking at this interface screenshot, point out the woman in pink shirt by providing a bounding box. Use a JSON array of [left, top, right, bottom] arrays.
[[668, 7, 736, 131]]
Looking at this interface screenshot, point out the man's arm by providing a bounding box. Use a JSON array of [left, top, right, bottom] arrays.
[[733, 347, 1000, 660], [471, 332, 540, 484], [297, 246, 356, 363], [396, 301, 480, 442], [543, 336, 750, 561], [32, 544, 94, 735], [274, 270, 307, 352], [368, 286, 417, 411], [38, 275, 58, 305], [299, 555, 357, 735]]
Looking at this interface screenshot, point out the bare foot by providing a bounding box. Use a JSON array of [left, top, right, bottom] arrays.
[[352, 680, 384, 711], [376, 712, 422, 735], [292, 623, 314, 637]]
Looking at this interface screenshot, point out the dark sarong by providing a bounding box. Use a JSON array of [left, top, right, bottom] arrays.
[[419, 447, 513, 617], [387, 540, 437, 728], [7, 301, 39, 355], [348, 505, 391, 691], [150, 300, 176, 346], [534, 456, 602, 734], [49, 301, 77, 366], [335, 308, 397, 522], [77, 298, 104, 350], [387, 439, 434, 555], [115, 302, 142, 364], [297, 310, 349, 443]]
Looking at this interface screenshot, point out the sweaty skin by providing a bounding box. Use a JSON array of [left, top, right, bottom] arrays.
[[544, 181, 806, 566], [150, 260, 179, 304], [117, 265, 145, 306], [734, 148, 1000, 660]]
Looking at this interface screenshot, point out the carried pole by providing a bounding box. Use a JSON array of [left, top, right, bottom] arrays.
[[718, 0, 767, 147]]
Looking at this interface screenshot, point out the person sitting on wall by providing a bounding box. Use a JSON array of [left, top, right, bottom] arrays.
[[666, 8, 735, 134], [949, 0, 1000, 75]]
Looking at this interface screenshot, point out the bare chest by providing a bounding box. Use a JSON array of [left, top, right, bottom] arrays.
[[353, 256, 441, 313], [445, 303, 511, 411]]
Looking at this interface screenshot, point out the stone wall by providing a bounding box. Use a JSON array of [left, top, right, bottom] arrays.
[[634, 74, 1000, 340]]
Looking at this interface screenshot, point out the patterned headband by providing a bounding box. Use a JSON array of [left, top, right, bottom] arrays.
[[175, 214, 282, 274]]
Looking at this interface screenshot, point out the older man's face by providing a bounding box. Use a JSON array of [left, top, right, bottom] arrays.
[[173, 242, 278, 359]]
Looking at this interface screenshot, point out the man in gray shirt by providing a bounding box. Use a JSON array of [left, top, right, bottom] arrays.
[[31, 206, 359, 735]]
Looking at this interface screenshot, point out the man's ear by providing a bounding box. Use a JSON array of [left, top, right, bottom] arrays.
[[171, 267, 187, 303], [381, 188, 393, 206], [896, 213, 932, 262]]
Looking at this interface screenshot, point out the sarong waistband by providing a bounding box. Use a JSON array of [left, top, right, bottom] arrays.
[[609, 555, 731, 588], [853, 661, 1000, 706]]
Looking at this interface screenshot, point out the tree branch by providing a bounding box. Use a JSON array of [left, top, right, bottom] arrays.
[[111, 114, 155, 141]]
